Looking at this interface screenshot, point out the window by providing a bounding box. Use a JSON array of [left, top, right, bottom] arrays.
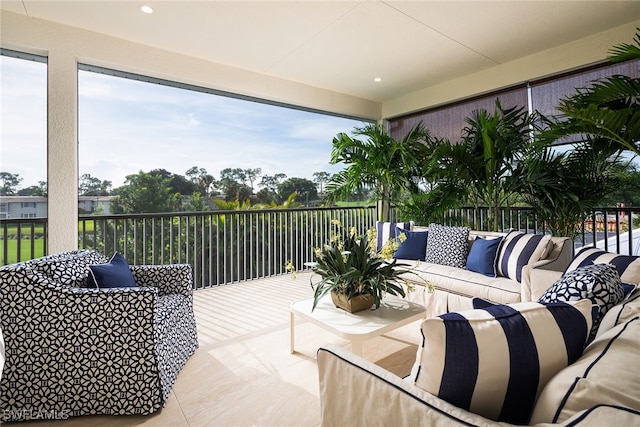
[[21, 213, 37, 219], [78, 65, 367, 210], [20, 202, 36, 208], [0, 50, 48, 217]]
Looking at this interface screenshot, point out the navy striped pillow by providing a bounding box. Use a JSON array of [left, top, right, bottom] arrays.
[[497, 231, 551, 282], [412, 300, 592, 424], [565, 248, 640, 284], [375, 221, 413, 251]]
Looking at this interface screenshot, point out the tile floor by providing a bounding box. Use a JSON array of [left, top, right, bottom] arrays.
[[5, 273, 424, 427]]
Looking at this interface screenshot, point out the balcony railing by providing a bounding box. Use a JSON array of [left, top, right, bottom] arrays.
[[2, 206, 638, 288]]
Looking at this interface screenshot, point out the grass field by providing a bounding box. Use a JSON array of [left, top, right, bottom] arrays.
[[1, 221, 95, 265]]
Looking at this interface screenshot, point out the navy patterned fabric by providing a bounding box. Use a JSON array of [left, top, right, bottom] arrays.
[[0, 251, 198, 421], [538, 263, 624, 341], [424, 223, 470, 269]]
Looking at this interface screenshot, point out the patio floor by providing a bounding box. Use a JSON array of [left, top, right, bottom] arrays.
[[8, 272, 423, 427]]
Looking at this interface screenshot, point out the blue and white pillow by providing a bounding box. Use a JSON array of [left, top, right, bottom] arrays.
[[411, 300, 592, 424], [393, 227, 428, 261], [424, 223, 470, 269], [565, 248, 640, 284], [538, 263, 624, 341], [496, 231, 551, 282], [466, 236, 503, 277], [375, 221, 413, 251]]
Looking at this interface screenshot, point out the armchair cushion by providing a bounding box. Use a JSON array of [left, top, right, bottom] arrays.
[[31, 250, 109, 288], [410, 300, 592, 424], [87, 252, 136, 288]]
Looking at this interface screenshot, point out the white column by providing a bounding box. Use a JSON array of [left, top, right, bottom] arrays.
[[47, 50, 78, 252]]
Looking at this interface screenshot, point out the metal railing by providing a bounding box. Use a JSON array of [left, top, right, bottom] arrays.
[[2, 205, 638, 286]]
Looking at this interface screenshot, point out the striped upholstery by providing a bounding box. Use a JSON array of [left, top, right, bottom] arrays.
[[375, 221, 413, 250], [412, 300, 592, 424], [566, 248, 640, 284], [497, 231, 551, 282]]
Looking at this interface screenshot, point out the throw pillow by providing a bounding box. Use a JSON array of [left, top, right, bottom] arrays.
[[375, 221, 413, 251], [393, 227, 428, 261], [424, 223, 470, 269], [538, 263, 624, 342], [411, 300, 593, 424], [565, 247, 640, 284], [466, 236, 503, 277], [87, 252, 137, 288], [32, 250, 110, 287], [496, 231, 551, 283]]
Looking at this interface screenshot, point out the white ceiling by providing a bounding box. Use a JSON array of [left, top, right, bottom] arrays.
[[2, 1, 640, 102]]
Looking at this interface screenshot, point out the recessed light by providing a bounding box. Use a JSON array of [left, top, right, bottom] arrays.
[[374, 77, 383, 82], [140, 5, 154, 14]]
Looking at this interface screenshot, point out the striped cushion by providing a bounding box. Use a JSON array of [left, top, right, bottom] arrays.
[[375, 221, 413, 251], [530, 317, 640, 424], [497, 231, 552, 282], [566, 248, 640, 284], [411, 300, 592, 424]]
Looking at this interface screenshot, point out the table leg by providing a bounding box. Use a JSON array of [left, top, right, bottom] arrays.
[[351, 340, 363, 357], [290, 310, 295, 354]]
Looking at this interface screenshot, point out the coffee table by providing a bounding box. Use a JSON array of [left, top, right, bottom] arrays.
[[290, 294, 426, 357]]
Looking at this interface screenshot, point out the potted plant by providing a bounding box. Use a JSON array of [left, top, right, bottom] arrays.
[[303, 221, 412, 313]]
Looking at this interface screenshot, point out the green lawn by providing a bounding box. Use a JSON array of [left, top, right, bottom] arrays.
[[1, 238, 45, 264]]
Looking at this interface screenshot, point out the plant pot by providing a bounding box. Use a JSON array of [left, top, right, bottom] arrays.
[[330, 291, 374, 313]]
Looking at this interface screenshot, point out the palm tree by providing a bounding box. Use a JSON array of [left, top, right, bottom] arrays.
[[422, 100, 538, 231], [519, 143, 623, 240], [541, 28, 640, 156], [325, 122, 430, 222]]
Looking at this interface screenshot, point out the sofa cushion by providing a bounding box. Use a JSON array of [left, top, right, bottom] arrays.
[[597, 292, 640, 337], [538, 263, 624, 341], [565, 247, 640, 284], [31, 250, 109, 288], [530, 317, 640, 424], [87, 252, 137, 288], [466, 236, 503, 277], [424, 223, 470, 269], [411, 300, 592, 424], [393, 227, 428, 261], [497, 231, 551, 283], [376, 221, 413, 251]]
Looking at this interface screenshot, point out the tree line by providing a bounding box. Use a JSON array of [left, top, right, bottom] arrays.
[[0, 168, 367, 214]]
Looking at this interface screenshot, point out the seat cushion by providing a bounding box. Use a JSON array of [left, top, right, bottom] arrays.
[[411, 300, 592, 424]]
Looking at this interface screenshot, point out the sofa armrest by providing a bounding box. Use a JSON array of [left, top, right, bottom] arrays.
[[317, 345, 504, 427], [521, 265, 563, 301], [130, 264, 193, 296]]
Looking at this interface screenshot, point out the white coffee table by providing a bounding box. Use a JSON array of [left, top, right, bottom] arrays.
[[290, 294, 426, 357]]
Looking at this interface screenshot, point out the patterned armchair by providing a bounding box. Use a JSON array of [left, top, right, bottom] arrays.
[[0, 250, 198, 422]]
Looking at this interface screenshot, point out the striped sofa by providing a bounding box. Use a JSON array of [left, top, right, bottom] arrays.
[[395, 226, 573, 317], [318, 290, 640, 426]]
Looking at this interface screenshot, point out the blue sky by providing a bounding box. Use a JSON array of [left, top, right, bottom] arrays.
[[1, 54, 365, 190]]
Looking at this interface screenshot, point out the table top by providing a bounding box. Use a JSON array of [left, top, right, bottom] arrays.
[[291, 294, 426, 340]]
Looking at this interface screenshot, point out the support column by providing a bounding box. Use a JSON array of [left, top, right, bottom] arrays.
[[47, 50, 78, 252]]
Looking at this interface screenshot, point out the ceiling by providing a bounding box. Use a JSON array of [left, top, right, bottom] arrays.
[[2, 1, 639, 102]]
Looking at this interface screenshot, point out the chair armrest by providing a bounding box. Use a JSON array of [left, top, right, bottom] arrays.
[[317, 345, 503, 427], [130, 264, 193, 296]]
